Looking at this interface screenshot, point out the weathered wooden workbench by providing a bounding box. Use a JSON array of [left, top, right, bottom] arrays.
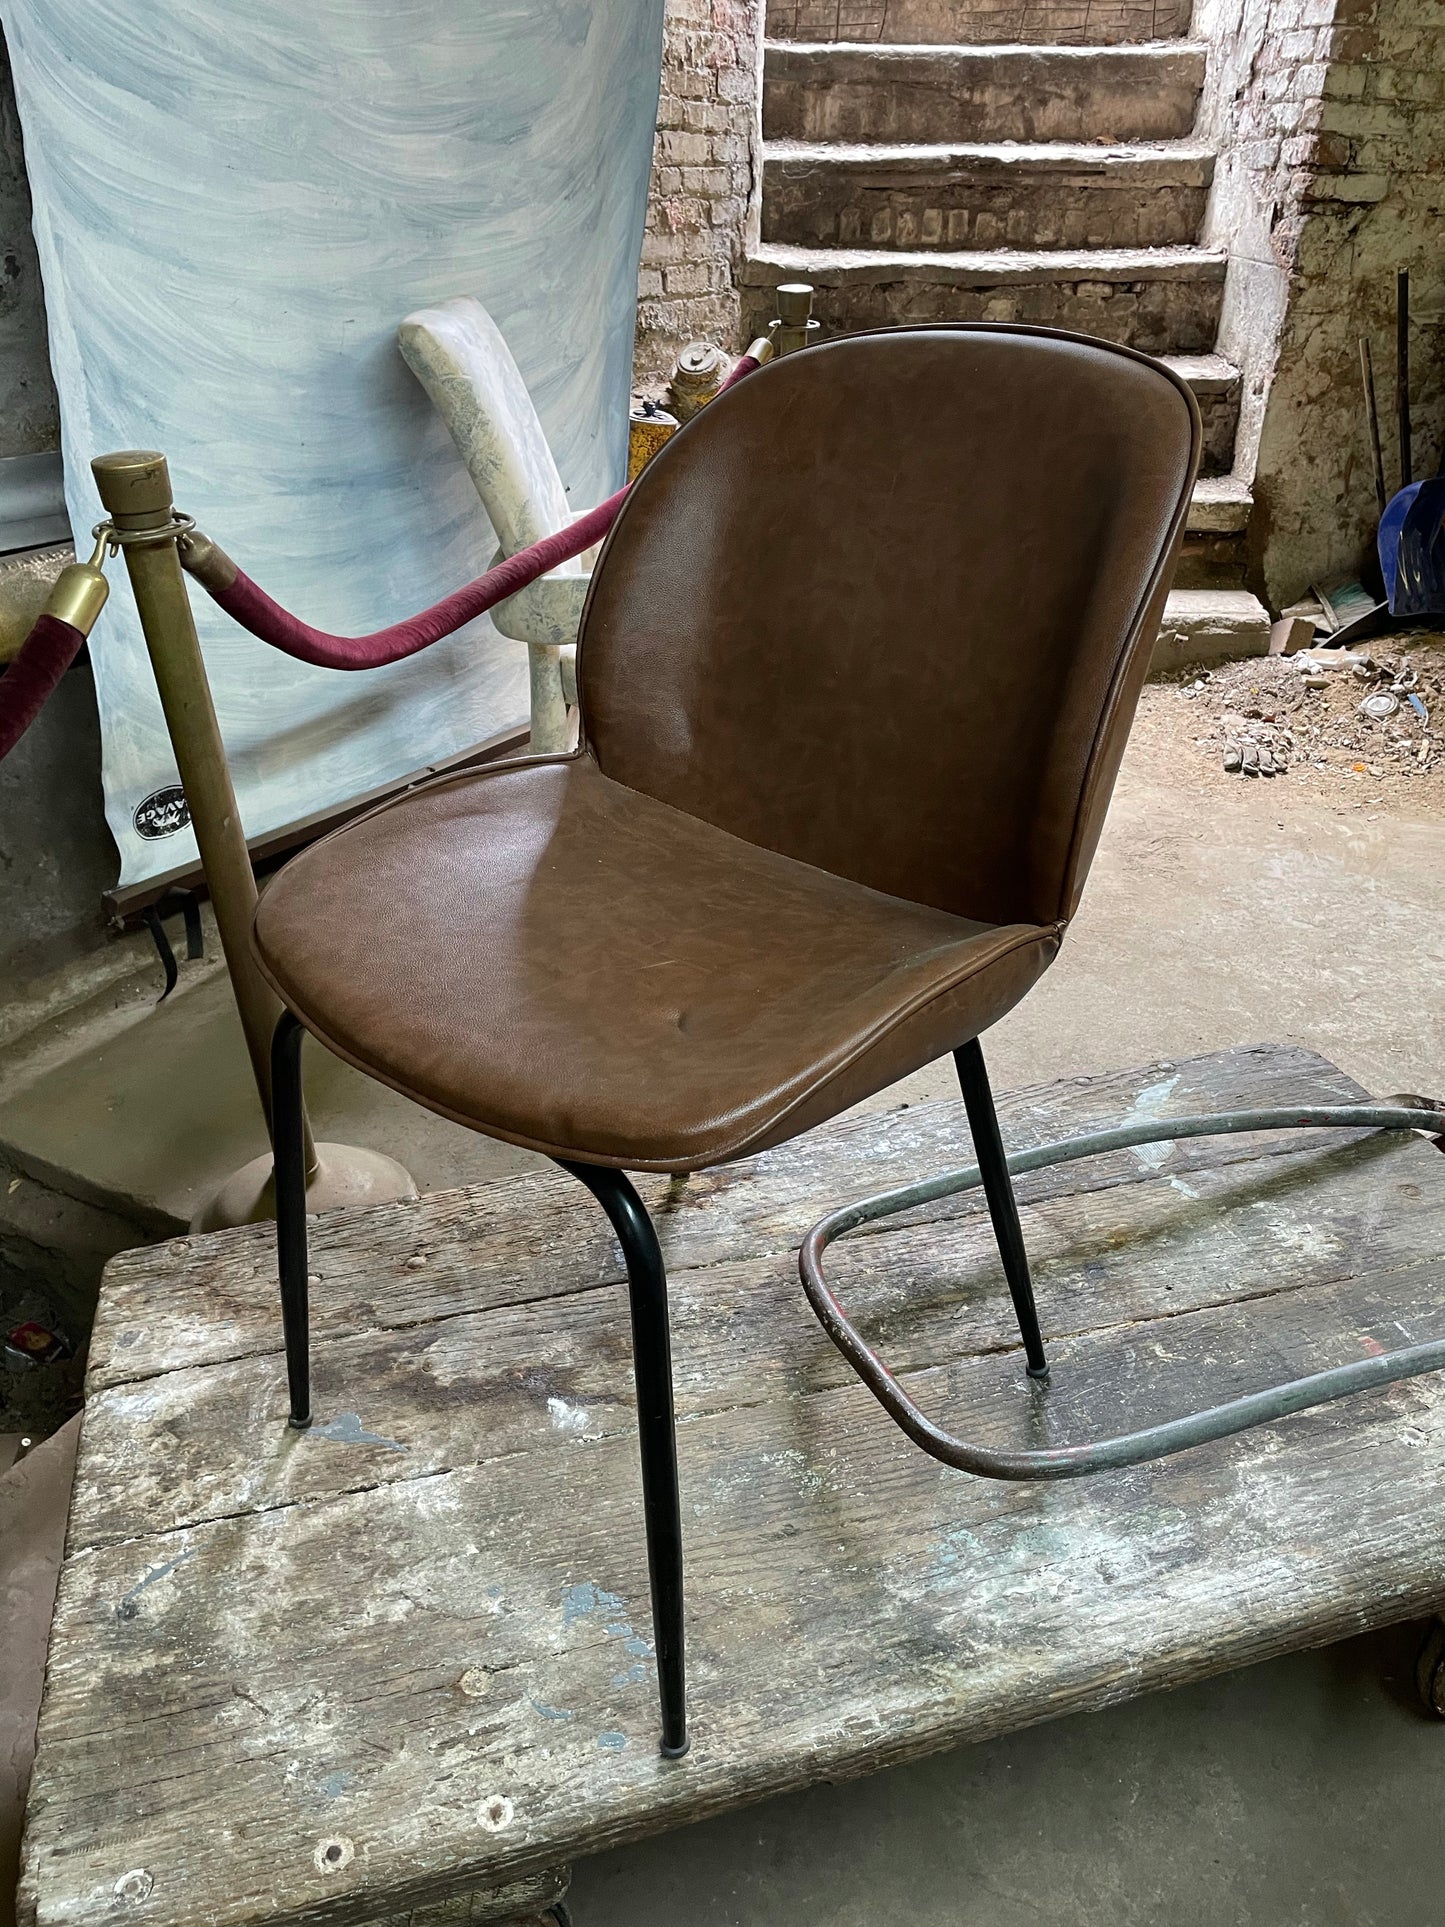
[[20, 1045, 1445, 1927]]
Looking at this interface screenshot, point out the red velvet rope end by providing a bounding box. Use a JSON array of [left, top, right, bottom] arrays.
[[0, 613, 86, 761]]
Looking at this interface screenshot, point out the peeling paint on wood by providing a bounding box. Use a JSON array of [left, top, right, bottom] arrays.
[[20, 1046, 1445, 1927]]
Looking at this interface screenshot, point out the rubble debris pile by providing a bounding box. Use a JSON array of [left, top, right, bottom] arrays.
[[1165, 636, 1444, 791]]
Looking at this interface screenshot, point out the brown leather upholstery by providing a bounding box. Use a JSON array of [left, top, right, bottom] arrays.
[[254, 326, 1199, 1171], [256, 754, 1060, 1168], [584, 325, 1198, 928]]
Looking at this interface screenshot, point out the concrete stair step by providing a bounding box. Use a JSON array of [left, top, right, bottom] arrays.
[[763, 41, 1207, 145], [742, 242, 1226, 353], [765, 0, 1194, 47], [1153, 589, 1271, 672], [1188, 473, 1252, 533], [762, 140, 1214, 253], [1164, 354, 1240, 477], [1175, 479, 1254, 588], [1173, 532, 1247, 589]]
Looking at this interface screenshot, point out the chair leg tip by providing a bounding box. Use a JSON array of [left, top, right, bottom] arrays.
[[659, 1734, 690, 1760], [1026, 1362, 1051, 1382], [288, 1410, 313, 1430]]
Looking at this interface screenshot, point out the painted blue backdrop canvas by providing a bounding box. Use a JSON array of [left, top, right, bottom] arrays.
[[3, 0, 663, 885]]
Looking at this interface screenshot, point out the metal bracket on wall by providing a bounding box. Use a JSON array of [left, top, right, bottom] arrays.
[[0, 450, 70, 556]]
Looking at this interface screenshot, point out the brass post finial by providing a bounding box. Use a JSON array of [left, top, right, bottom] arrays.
[[91, 450, 175, 525], [770, 283, 820, 357]]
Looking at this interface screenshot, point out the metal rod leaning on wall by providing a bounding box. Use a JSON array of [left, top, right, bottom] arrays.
[[91, 449, 316, 1175], [1396, 268, 1412, 490], [1359, 337, 1388, 517]]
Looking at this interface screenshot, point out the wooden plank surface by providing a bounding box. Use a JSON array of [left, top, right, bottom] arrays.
[[21, 1046, 1445, 1927]]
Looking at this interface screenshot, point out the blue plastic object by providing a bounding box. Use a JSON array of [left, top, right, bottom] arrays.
[[1379, 470, 1445, 616]]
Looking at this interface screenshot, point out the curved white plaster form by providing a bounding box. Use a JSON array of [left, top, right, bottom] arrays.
[[399, 296, 591, 752], [4, 0, 663, 883]]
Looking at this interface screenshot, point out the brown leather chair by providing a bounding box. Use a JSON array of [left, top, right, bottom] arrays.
[[253, 324, 1201, 1758]]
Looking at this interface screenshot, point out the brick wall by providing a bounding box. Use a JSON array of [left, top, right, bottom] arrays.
[[633, 0, 764, 383], [1247, 0, 1445, 599], [1166, 0, 1445, 602], [1195, 0, 1338, 477]]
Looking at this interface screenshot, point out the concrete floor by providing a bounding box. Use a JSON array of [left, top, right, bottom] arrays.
[[2, 735, 1444, 1923], [572, 1621, 1444, 1927]]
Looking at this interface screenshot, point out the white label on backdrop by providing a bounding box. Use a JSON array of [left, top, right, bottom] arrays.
[[3, 0, 661, 885]]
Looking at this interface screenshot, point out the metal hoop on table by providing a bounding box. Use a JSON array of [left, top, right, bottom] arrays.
[[799, 1100, 1445, 1481]]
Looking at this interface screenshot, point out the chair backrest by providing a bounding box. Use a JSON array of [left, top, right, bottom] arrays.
[[398, 295, 573, 556], [577, 326, 1200, 931]]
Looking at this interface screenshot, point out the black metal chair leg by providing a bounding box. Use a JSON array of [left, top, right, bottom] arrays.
[[557, 1158, 689, 1759], [954, 1037, 1049, 1380], [272, 1010, 312, 1428]]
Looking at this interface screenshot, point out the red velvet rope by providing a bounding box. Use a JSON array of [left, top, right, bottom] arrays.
[[0, 613, 86, 761], [211, 485, 628, 671], [202, 350, 764, 671], [0, 352, 767, 762]]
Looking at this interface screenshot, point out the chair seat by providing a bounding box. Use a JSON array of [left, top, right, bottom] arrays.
[[253, 755, 1059, 1170]]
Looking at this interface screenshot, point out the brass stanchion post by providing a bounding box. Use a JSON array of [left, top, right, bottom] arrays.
[[92, 450, 416, 1230], [93, 451, 290, 1134], [770, 283, 819, 357]]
